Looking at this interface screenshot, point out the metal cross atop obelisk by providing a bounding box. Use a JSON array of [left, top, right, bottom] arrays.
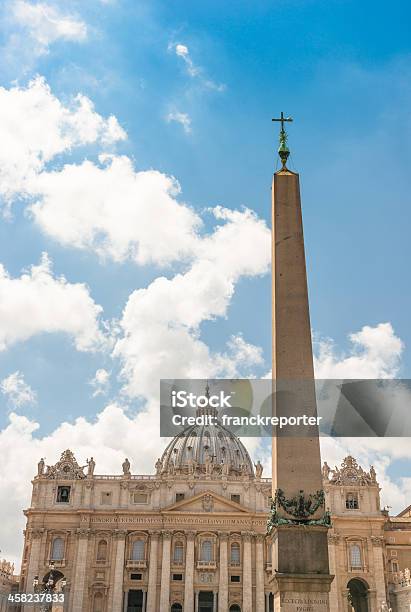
[[272, 112, 293, 169]]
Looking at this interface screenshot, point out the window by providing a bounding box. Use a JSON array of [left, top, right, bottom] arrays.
[[391, 550, 398, 557], [230, 542, 240, 565], [175, 493, 185, 502], [50, 537, 64, 561], [389, 537, 396, 543], [172, 574, 183, 581], [346, 493, 359, 510], [96, 540, 107, 561], [131, 540, 145, 561], [100, 492, 112, 505], [229, 606, 241, 612], [56, 486, 70, 503], [130, 573, 142, 581], [171, 605, 183, 612], [267, 542, 272, 564], [93, 593, 103, 612], [230, 575, 241, 583], [132, 492, 148, 504], [350, 544, 362, 569], [391, 561, 399, 573], [173, 542, 184, 564], [200, 540, 213, 562], [231, 494, 241, 504]]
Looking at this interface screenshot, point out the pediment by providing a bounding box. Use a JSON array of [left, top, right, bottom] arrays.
[[164, 490, 249, 514]]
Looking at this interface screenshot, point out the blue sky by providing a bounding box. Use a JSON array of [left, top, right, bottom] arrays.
[[0, 0, 411, 563]]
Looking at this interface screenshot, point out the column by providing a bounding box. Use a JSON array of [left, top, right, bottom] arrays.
[[146, 532, 159, 612], [265, 592, 270, 612], [218, 533, 228, 612], [70, 529, 90, 612], [123, 591, 128, 612], [24, 529, 43, 594], [213, 591, 218, 612], [242, 532, 253, 612], [184, 531, 196, 612], [195, 590, 199, 612], [371, 536, 388, 608], [159, 531, 172, 610], [255, 535, 265, 612], [111, 531, 127, 612], [142, 590, 147, 611]]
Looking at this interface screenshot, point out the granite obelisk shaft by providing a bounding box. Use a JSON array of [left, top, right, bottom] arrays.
[[271, 167, 333, 610]]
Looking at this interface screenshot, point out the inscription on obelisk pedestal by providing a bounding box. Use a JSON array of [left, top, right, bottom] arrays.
[[269, 115, 333, 610]]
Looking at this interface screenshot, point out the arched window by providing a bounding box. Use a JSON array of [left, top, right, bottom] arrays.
[[93, 592, 103, 612], [171, 604, 183, 612], [201, 540, 213, 562], [173, 542, 184, 564], [131, 540, 145, 561], [229, 605, 241, 612], [96, 540, 107, 561], [350, 544, 362, 568], [230, 542, 240, 565], [51, 537, 64, 561]]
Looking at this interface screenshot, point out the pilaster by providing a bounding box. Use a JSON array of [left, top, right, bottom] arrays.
[[184, 531, 196, 612], [70, 528, 90, 612], [242, 531, 254, 612], [218, 533, 229, 612], [146, 531, 159, 612], [159, 531, 172, 610]]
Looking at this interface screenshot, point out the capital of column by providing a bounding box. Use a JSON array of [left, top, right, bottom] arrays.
[[255, 533, 265, 543], [162, 530, 173, 540], [219, 532, 229, 542], [149, 530, 160, 539], [76, 528, 92, 539], [241, 531, 255, 542], [113, 529, 128, 540], [29, 528, 44, 540], [186, 530, 196, 542], [370, 536, 384, 547]]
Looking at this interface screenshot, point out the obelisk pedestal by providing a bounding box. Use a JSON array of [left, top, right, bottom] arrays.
[[269, 132, 333, 610]]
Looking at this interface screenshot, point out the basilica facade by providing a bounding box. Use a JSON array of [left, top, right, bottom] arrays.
[[19, 422, 411, 612]]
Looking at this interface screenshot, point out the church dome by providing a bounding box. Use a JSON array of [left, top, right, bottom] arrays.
[[159, 422, 254, 478]]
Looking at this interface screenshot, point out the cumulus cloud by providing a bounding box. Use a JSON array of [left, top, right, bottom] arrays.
[[30, 155, 200, 265], [166, 110, 192, 133], [90, 368, 111, 397], [0, 253, 105, 352], [114, 206, 270, 398], [314, 322, 403, 379], [0, 371, 36, 408], [0, 77, 126, 206], [12, 1, 87, 55]]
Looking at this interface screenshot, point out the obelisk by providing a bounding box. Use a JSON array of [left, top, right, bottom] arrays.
[[269, 114, 333, 611]]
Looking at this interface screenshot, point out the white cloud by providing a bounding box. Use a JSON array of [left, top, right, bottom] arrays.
[[114, 206, 270, 398], [12, 1, 87, 55], [0, 77, 126, 206], [170, 42, 225, 92], [0, 253, 105, 352], [0, 371, 36, 408], [166, 110, 192, 133], [30, 155, 201, 265], [314, 322, 403, 378], [90, 368, 111, 397]]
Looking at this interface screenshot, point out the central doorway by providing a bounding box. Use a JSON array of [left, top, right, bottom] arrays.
[[347, 578, 369, 612], [198, 591, 214, 611]]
